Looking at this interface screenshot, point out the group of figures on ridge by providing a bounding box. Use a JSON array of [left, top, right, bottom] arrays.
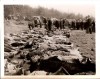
[[28, 15, 95, 34]]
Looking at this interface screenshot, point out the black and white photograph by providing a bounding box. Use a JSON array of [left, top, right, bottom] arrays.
[[4, 4, 96, 76]]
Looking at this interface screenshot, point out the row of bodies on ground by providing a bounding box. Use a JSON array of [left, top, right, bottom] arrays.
[[6, 15, 95, 34], [4, 26, 95, 75]]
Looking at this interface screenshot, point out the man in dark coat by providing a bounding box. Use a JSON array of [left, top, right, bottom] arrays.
[[71, 20, 76, 30], [47, 18, 52, 31], [28, 21, 35, 30], [59, 18, 64, 29], [62, 19, 65, 29], [54, 19, 60, 29], [92, 20, 95, 32], [85, 16, 93, 34], [43, 17, 47, 29]]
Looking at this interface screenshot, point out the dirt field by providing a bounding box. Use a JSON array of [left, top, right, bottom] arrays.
[[70, 30, 95, 62], [4, 20, 95, 57], [4, 20, 95, 61], [4, 20, 28, 34], [4, 20, 95, 75]]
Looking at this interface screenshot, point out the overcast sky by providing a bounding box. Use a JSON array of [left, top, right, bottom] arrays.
[[29, 4, 95, 17]]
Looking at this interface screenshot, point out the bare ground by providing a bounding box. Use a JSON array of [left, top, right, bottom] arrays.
[[4, 20, 95, 62], [70, 30, 95, 62], [4, 20, 28, 34], [4, 20, 95, 75]]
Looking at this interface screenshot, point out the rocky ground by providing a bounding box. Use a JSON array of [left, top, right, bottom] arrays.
[[4, 20, 95, 75]]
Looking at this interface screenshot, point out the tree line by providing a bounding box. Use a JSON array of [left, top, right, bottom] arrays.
[[4, 5, 86, 20]]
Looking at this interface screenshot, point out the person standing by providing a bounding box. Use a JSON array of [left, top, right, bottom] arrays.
[[47, 18, 52, 32]]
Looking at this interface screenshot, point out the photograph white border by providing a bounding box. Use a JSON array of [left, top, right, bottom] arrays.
[[0, 0, 100, 78]]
